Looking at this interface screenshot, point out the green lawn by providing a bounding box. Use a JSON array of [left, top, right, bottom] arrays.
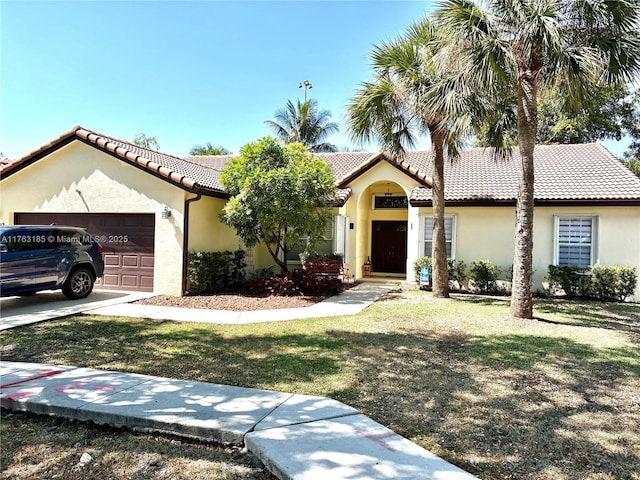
[[2, 290, 639, 480]]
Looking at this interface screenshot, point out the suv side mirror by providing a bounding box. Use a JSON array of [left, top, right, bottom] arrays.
[[0, 244, 7, 253]]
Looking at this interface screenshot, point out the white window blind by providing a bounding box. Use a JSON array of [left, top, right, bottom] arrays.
[[286, 216, 338, 262], [557, 217, 593, 268], [334, 215, 345, 256], [424, 217, 454, 258]]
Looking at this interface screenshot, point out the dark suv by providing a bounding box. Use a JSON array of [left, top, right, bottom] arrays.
[[0, 225, 105, 299]]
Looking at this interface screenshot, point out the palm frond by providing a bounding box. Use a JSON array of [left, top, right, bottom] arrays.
[[265, 98, 339, 151]]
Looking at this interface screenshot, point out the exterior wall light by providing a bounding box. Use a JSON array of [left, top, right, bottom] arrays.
[[162, 206, 172, 219]]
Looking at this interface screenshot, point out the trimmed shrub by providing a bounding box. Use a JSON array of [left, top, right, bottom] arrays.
[[545, 265, 637, 301], [616, 267, 638, 301], [591, 265, 637, 302], [469, 260, 502, 294], [304, 253, 344, 262], [250, 269, 343, 297], [413, 257, 467, 290], [187, 250, 247, 294], [545, 265, 590, 298], [449, 260, 467, 290]]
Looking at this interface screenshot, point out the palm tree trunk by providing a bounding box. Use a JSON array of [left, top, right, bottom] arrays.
[[430, 129, 450, 298], [511, 73, 537, 319]]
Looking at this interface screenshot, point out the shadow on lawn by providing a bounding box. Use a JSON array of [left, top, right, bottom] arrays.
[[534, 299, 640, 336], [325, 329, 639, 480], [2, 315, 639, 480], [451, 294, 640, 338], [1, 318, 348, 389]]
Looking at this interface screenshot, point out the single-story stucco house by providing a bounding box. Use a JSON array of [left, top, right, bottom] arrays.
[[2, 125, 640, 300]]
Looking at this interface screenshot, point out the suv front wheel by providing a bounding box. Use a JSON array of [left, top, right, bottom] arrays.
[[62, 268, 95, 299]]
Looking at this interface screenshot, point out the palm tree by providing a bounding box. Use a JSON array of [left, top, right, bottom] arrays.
[[435, 0, 640, 318], [265, 99, 339, 153], [347, 19, 478, 298], [189, 143, 230, 156]]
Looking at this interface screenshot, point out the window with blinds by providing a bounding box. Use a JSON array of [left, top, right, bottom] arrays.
[[285, 217, 337, 262], [423, 217, 454, 258], [556, 217, 595, 268]]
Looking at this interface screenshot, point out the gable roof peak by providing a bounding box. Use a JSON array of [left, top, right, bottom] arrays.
[[1, 125, 227, 196]]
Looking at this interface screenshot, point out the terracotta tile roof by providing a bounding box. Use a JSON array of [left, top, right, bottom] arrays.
[[186, 155, 235, 172], [1, 126, 226, 195], [405, 143, 640, 205], [3, 126, 639, 205], [318, 151, 433, 188]]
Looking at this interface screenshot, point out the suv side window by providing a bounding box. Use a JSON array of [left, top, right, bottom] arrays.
[[2, 229, 52, 252], [53, 229, 85, 247]]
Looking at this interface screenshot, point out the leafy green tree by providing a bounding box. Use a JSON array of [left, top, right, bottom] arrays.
[[265, 99, 339, 153], [435, 0, 640, 318], [132, 133, 160, 150], [347, 19, 479, 298], [624, 157, 640, 176], [219, 137, 336, 272], [473, 84, 639, 146], [189, 143, 231, 156], [621, 89, 640, 164]]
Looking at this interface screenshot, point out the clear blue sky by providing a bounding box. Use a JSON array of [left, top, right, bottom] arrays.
[[0, 0, 629, 160]]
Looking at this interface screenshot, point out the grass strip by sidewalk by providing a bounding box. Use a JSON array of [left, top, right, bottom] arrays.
[[2, 290, 639, 480]]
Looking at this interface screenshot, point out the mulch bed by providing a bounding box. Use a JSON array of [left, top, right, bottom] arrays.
[[133, 293, 328, 311]]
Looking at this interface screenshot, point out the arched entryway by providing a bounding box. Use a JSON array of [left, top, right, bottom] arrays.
[[354, 180, 410, 276]]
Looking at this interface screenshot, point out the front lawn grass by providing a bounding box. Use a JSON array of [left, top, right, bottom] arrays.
[[2, 290, 639, 480]]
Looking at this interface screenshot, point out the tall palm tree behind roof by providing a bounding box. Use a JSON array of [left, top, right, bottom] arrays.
[[265, 98, 339, 153], [433, 0, 640, 319]]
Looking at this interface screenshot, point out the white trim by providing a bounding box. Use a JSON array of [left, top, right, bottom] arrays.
[[334, 215, 345, 256], [553, 214, 599, 267], [344, 216, 351, 264], [419, 214, 457, 259], [286, 215, 341, 263]]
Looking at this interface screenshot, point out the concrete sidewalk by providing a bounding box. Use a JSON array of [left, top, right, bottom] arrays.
[[0, 360, 478, 480]]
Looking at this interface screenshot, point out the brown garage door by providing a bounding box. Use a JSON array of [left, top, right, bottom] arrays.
[[14, 213, 155, 292]]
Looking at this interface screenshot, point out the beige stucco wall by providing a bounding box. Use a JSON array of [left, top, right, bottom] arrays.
[[187, 195, 281, 274], [0, 141, 186, 296], [188, 196, 242, 252], [418, 205, 640, 300], [340, 160, 640, 298]]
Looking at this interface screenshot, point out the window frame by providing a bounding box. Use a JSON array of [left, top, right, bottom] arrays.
[[372, 194, 409, 210], [284, 216, 338, 264], [420, 215, 457, 259], [553, 214, 599, 268]]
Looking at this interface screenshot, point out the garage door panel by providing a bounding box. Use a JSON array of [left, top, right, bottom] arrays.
[[14, 213, 155, 292], [100, 274, 121, 287], [141, 256, 154, 268], [104, 255, 121, 267], [123, 256, 139, 267], [121, 275, 139, 287]]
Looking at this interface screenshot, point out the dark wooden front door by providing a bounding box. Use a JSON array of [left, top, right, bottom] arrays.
[[371, 221, 407, 274]]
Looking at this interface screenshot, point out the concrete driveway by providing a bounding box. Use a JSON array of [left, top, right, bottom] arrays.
[[0, 290, 152, 331]]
